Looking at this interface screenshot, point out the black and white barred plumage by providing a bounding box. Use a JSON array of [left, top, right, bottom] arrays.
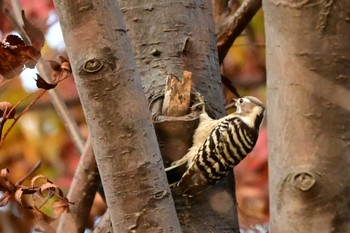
[[165, 96, 265, 196]]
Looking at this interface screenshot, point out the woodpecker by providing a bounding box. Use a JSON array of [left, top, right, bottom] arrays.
[[165, 96, 265, 196]]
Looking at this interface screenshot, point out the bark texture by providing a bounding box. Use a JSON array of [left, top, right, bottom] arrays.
[[264, 0, 350, 232], [119, 0, 239, 232], [119, 0, 225, 118], [53, 1, 181, 232]]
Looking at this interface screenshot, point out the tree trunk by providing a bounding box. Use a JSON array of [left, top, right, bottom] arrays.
[[53, 1, 182, 232], [119, 0, 225, 118], [264, 0, 350, 232], [119, 0, 239, 232]]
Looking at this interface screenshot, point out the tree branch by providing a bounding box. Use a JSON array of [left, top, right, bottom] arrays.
[[57, 136, 100, 233], [92, 210, 111, 233], [53, 0, 182, 232], [217, 0, 262, 64]]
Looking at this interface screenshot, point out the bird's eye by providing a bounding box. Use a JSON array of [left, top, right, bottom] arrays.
[[239, 99, 244, 104]]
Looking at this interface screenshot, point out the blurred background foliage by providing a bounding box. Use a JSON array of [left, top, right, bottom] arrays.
[[0, 0, 267, 231]]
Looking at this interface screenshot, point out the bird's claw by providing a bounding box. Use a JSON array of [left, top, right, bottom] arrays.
[[191, 94, 205, 112]]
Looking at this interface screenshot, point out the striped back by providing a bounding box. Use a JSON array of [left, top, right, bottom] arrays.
[[191, 116, 258, 182]]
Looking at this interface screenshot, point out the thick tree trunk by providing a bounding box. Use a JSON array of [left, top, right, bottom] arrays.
[[119, 0, 239, 232], [53, 1, 182, 232], [119, 0, 225, 118], [264, 1, 350, 232]]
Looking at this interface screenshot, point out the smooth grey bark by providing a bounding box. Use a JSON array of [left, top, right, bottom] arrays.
[[119, 0, 239, 232], [264, 0, 350, 232], [53, 1, 182, 232]]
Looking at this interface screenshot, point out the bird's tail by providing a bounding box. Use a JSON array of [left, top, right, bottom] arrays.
[[165, 155, 189, 187], [165, 146, 200, 187]]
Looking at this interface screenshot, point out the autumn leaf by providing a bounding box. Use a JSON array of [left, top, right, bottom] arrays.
[[14, 186, 37, 207], [59, 56, 71, 70], [5, 34, 25, 46], [0, 165, 73, 220], [35, 74, 57, 90], [21, 10, 45, 51], [0, 168, 16, 207], [53, 197, 71, 218], [39, 182, 59, 195], [0, 41, 23, 79], [0, 168, 16, 192], [32, 206, 55, 223], [49, 56, 72, 82], [48, 60, 61, 72], [0, 11, 45, 81], [31, 174, 51, 188]]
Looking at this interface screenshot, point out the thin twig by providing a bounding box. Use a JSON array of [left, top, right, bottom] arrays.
[[16, 161, 41, 185], [221, 75, 241, 98], [0, 90, 46, 146], [217, 0, 262, 63], [36, 61, 85, 153], [36, 191, 55, 209], [6, 2, 85, 153], [0, 69, 76, 147]]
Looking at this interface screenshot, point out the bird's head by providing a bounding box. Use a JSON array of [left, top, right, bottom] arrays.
[[234, 96, 265, 129]]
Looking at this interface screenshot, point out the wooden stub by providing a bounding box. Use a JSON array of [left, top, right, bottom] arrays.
[[162, 71, 192, 117]]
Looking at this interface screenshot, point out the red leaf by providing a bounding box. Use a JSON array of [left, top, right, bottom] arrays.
[[35, 74, 57, 90]]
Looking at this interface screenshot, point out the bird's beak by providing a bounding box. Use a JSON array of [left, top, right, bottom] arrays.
[[233, 98, 238, 103]]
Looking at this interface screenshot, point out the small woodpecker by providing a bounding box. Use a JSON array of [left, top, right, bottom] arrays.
[[165, 96, 265, 196]]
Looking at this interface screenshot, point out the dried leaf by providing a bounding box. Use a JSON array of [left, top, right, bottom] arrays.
[[35, 74, 57, 90], [32, 206, 55, 223], [31, 174, 51, 188], [58, 56, 69, 63], [39, 182, 58, 194], [14, 188, 24, 205], [15, 187, 38, 206], [48, 60, 61, 72], [53, 198, 70, 218], [0, 43, 23, 79], [0, 11, 44, 81], [11, 44, 41, 69], [0, 168, 15, 192], [0, 35, 39, 79], [0, 101, 15, 118], [60, 59, 71, 72], [21, 10, 45, 51], [5, 34, 25, 46], [0, 168, 10, 178], [48, 57, 72, 82]]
